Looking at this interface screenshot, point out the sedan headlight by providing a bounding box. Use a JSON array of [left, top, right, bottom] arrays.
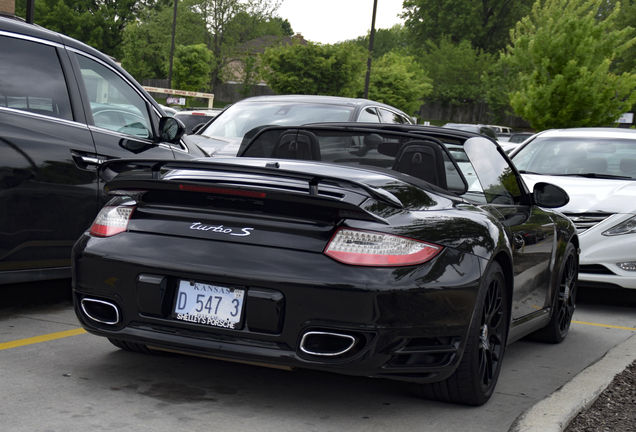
[[602, 216, 636, 236], [617, 262, 636, 271]]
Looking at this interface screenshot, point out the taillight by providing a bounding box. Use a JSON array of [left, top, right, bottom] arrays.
[[89, 206, 135, 237], [325, 228, 442, 267]]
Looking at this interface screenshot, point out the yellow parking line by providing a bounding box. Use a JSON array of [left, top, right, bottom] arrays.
[[572, 320, 636, 331], [2, 320, 632, 351], [0, 328, 86, 351]]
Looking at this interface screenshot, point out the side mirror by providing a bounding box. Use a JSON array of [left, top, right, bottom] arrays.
[[533, 182, 569, 208], [159, 116, 186, 144]]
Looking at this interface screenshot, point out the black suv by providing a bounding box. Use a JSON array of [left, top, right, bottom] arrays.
[[0, 15, 205, 285]]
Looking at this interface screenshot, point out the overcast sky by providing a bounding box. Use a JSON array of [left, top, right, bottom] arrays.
[[277, 0, 406, 45]]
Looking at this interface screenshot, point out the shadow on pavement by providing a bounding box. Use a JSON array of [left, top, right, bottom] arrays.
[[1, 278, 72, 309], [577, 285, 636, 308]]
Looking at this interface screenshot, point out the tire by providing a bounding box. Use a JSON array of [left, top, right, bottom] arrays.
[[108, 338, 165, 355], [413, 261, 508, 405], [526, 242, 578, 343]]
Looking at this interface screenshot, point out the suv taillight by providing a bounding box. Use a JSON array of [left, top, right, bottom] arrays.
[[324, 228, 442, 266], [89, 205, 135, 237]]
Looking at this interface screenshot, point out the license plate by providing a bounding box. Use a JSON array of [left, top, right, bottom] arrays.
[[173, 280, 244, 329]]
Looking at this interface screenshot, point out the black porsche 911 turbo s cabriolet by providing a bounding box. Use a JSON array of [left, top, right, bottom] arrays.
[[72, 124, 579, 406]]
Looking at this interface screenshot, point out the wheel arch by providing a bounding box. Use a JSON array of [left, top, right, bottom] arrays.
[[569, 233, 580, 252]]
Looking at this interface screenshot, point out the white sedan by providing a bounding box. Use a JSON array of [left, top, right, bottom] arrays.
[[510, 127, 636, 289]]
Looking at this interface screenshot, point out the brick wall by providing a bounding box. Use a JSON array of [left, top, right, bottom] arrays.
[[0, 0, 15, 14]]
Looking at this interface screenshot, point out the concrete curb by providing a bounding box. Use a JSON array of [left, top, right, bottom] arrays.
[[508, 331, 636, 432]]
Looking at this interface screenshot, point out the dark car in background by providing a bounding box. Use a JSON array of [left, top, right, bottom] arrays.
[[442, 123, 498, 140], [174, 107, 223, 134], [73, 123, 578, 406], [496, 132, 513, 142], [509, 132, 535, 143], [500, 132, 536, 154], [184, 95, 414, 157], [0, 14, 204, 286]]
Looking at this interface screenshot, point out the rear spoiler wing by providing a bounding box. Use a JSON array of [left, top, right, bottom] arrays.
[[99, 159, 405, 225]]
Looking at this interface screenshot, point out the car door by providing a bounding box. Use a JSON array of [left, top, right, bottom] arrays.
[[462, 137, 557, 323], [67, 51, 191, 204], [0, 34, 97, 282]]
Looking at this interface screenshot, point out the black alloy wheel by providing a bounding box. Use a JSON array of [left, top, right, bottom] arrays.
[[478, 273, 506, 393], [413, 261, 508, 405], [556, 246, 577, 336], [528, 242, 578, 343]]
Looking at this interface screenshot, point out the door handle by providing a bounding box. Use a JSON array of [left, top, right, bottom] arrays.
[[80, 156, 103, 165], [70, 150, 105, 171]]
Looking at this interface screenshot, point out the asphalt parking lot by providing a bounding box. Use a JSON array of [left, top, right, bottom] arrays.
[[1, 282, 635, 432]]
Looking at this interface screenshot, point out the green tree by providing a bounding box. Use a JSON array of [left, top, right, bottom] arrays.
[[223, 10, 292, 49], [269, 16, 294, 37], [120, 0, 209, 82], [348, 24, 411, 59], [236, 54, 260, 98], [401, 0, 534, 54], [421, 37, 493, 104], [220, 9, 295, 92], [261, 42, 366, 96], [171, 44, 214, 92], [608, 0, 636, 74], [483, 60, 518, 124], [365, 52, 432, 114], [189, 0, 281, 91], [503, 0, 636, 130], [15, 0, 172, 59]]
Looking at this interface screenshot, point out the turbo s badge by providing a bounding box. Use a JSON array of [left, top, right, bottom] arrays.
[[189, 222, 254, 237]]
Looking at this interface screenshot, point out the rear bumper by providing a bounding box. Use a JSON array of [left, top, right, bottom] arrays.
[[72, 231, 485, 384]]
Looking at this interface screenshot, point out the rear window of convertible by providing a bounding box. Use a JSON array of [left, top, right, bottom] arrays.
[[240, 128, 470, 195]]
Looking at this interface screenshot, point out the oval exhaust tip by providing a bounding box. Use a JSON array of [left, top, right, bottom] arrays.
[[300, 331, 356, 356], [81, 298, 120, 325]]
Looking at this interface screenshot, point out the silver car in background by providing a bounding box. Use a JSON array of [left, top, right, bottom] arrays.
[[184, 95, 414, 157]]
